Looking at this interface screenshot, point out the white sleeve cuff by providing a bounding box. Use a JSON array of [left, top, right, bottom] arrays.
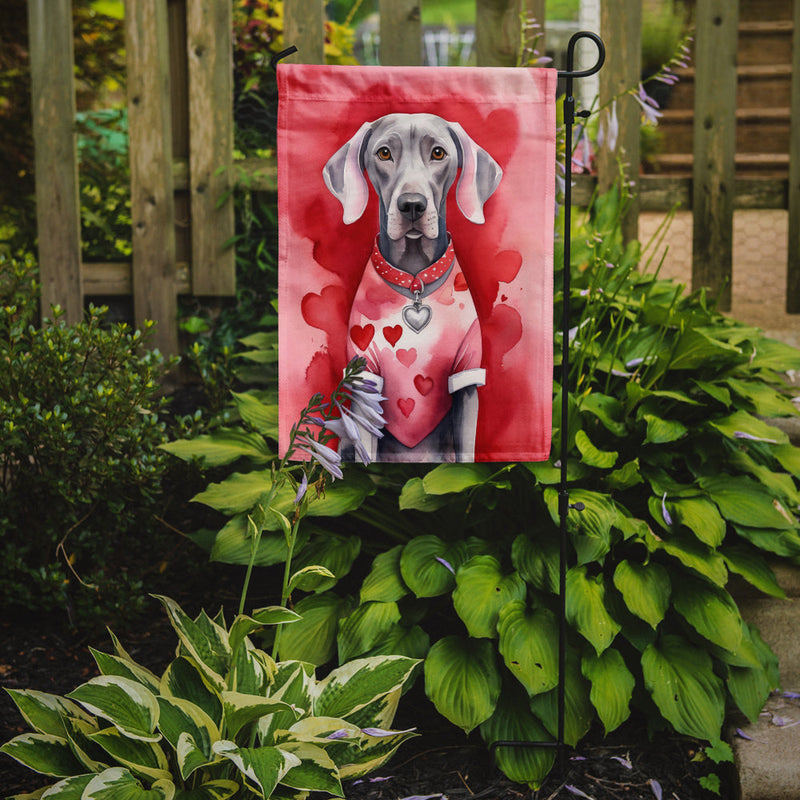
[[448, 368, 486, 393]]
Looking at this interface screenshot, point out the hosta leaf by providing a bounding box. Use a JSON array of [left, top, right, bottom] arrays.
[[421, 463, 494, 494], [175, 732, 215, 782], [648, 528, 728, 586], [228, 609, 299, 656], [160, 658, 222, 727], [700, 474, 796, 529], [725, 378, 799, 417], [88, 727, 170, 782], [314, 656, 420, 721], [543, 488, 617, 540], [212, 741, 299, 797], [337, 601, 402, 662], [156, 696, 219, 772], [360, 545, 409, 603], [480, 681, 555, 789], [566, 566, 621, 654], [38, 774, 94, 798], [277, 592, 352, 665], [581, 649, 635, 734], [643, 414, 687, 444], [82, 767, 174, 799], [612, 560, 670, 629], [398, 476, 451, 511], [748, 337, 800, 371], [362, 624, 430, 660], [221, 692, 297, 740], [67, 677, 160, 742], [160, 428, 272, 467], [276, 741, 343, 796], [399, 536, 468, 598], [497, 601, 559, 696], [424, 636, 501, 733], [209, 516, 296, 567], [0, 733, 85, 777], [721, 543, 786, 598], [580, 392, 627, 436], [772, 443, 800, 477], [692, 379, 731, 407], [709, 410, 788, 445], [192, 471, 273, 515], [727, 664, 772, 723], [258, 663, 316, 745], [291, 535, 361, 592], [528, 649, 593, 746], [575, 429, 618, 468], [668, 496, 726, 547], [641, 634, 725, 741], [4, 690, 93, 737], [231, 391, 279, 438], [452, 556, 526, 639], [733, 524, 800, 558], [172, 780, 239, 800], [325, 724, 418, 780], [89, 650, 161, 694], [606, 459, 644, 491], [668, 328, 743, 371], [511, 534, 559, 593], [672, 575, 743, 653]]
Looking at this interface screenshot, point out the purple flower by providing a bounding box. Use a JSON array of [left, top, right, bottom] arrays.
[[296, 434, 343, 480], [734, 431, 779, 444], [326, 729, 351, 740], [435, 556, 455, 574], [611, 755, 632, 769], [565, 786, 595, 799], [362, 726, 416, 737], [649, 779, 663, 800], [736, 727, 755, 741], [661, 492, 673, 526], [293, 472, 308, 504], [633, 83, 662, 125], [597, 100, 619, 153], [783, 691, 800, 699]]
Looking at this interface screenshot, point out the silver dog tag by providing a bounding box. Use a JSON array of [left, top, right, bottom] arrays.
[[402, 303, 432, 333]]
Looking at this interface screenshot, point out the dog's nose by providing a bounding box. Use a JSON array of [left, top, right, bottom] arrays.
[[397, 193, 427, 221]]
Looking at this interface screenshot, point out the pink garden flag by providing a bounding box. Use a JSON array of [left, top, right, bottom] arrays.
[[278, 64, 557, 463]]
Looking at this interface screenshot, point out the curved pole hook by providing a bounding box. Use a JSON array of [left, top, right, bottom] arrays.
[[558, 31, 605, 80]]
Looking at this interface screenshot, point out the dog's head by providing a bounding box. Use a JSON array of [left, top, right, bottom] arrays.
[[323, 113, 503, 240]]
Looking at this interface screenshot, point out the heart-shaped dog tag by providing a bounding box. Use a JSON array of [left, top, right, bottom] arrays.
[[402, 303, 432, 333]]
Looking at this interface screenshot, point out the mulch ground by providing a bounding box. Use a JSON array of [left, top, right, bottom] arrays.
[[0, 585, 731, 800]]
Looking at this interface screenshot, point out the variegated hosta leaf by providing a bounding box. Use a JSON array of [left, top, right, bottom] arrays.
[[335, 726, 418, 781], [89, 648, 161, 694], [313, 656, 420, 721], [258, 662, 315, 745], [154, 596, 231, 690], [156, 696, 219, 778], [424, 636, 501, 734], [565, 566, 621, 655], [581, 648, 635, 735], [39, 773, 94, 798], [452, 556, 526, 639], [221, 691, 299, 740], [61, 716, 106, 773], [88, 727, 171, 782], [81, 767, 175, 799], [671, 574, 743, 653], [66, 676, 160, 742], [496, 601, 559, 697], [612, 560, 671, 629], [0, 732, 85, 777], [642, 634, 725, 741], [171, 779, 239, 799], [4, 689, 93, 737], [231, 640, 276, 696], [160, 657, 222, 727], [360, 545, 409, 603], [275, 741, 344, 796], [228, 610, 299, 657], [212, 740, 300, 798], [337, 601, 401, 663], [480, 681, 555, 790]]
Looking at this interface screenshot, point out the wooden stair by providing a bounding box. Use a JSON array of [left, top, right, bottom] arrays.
[[650, 1, 794, 178]]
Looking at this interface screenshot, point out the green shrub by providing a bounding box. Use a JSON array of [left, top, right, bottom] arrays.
[[0, 253, 175, 623], [1, 595, 419, 798]]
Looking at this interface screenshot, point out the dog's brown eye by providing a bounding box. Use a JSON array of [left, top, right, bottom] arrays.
[[431, 146, 446, 161], [377, 147, 392, 161]]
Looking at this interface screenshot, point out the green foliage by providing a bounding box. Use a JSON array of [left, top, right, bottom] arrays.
[[0, 596, 420, 799], [0, 253, 175, 622]]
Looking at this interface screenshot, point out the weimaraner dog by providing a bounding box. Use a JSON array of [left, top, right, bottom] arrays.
[[323, 113, 503, 462]]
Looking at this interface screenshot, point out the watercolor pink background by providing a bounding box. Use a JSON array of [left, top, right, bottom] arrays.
[[277, 64, 557, 462]]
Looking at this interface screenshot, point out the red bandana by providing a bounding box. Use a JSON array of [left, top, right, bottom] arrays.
[[370, 237, 456, 294]]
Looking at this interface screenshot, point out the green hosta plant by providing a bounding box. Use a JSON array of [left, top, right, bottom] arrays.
[[1, 595, 419, 799]]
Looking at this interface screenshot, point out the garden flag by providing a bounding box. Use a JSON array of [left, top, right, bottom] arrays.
[[278, 64, 557, 463]]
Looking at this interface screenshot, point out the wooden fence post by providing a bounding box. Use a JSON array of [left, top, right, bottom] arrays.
[[692, 0, 738, 311], [126, 0, 178, 355], [597, 0, 641, 244], [787, 0, 800, 313], [28, 0, 83, 324], [379, 0, 422, 66], [476, 0, 539, 67], [284, 0, 325, 64], [187, 0, 235, 295]]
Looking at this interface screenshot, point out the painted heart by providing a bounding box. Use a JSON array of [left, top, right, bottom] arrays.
[[350, 324, 375, 351], [414, 374, 434, 396], [454, 273, 469, 292], [383, 325, 403, 347], [402, 304, 432, 333], [397, 348, 417, 368], [398, 397, 415, 417], [301, 285, 349, 335]]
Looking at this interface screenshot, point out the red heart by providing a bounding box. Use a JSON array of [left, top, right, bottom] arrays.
[[454, 273, 469, 292], [383, 325, 403, 347], [414, 374, 434, 396], [397, 348, 417, 367], [398, 397, 415, 417], [301, 285, 349, 335], [350, 324, 375, 351]]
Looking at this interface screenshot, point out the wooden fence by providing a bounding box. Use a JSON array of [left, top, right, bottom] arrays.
[[27, 0, 800, 355]]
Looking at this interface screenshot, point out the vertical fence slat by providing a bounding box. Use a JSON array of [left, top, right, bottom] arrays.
[[379, 0, 421, 66], [126, 0, 178, 355], [476, 0, 526, 67], [28, 0, 83, 324], [692, 0, 738, 311], [787, 0, 800, 313], [598, 0, 641, 243], [187, 0, 235, 295], [284, 0, 325, 64]]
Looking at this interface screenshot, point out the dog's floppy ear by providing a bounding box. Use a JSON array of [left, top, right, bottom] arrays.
[[323, 121, 373, 224], [448, 122, 503, 224]]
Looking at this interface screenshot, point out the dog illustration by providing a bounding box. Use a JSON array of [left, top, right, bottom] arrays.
[[323, 113, 503, 462]]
